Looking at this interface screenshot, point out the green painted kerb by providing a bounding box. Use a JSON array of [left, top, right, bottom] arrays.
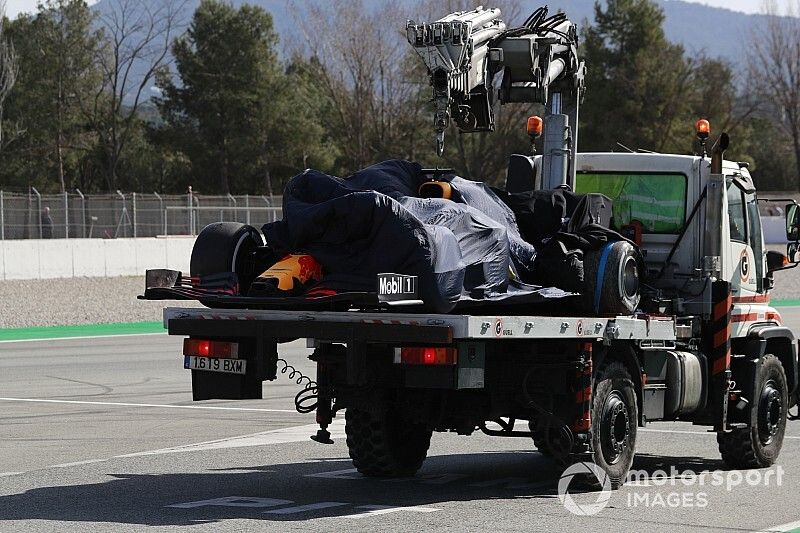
[[0, 321, 164, 341], [772, 299, 800, 308]]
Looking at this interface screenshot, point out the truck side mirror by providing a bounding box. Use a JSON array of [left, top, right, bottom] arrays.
[[788, 242, 800, 264], [767, 250, 789, 273], [785, 203, 800, 241]]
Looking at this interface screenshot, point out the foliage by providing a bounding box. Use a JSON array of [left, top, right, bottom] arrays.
[[0, 0, 796, 193], [0, 0, 103, 192], [154, 1, 333, 194]]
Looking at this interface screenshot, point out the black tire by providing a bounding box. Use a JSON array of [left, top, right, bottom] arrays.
[[583, 241, 641, 315], [590, 360, 638, 489], [345, 407, 432, 477], [190, 222, 263, 294], [718, 354, 788, 468], [532, 430, 553, 457], [529, 421, 573, 459]]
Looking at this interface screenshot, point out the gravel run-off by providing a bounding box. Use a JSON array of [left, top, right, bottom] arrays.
[[0, 277, 201, 328]]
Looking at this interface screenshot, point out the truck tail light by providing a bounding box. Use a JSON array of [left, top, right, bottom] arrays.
[[184, 338, 239, 358], [399, 347, 457, 365]]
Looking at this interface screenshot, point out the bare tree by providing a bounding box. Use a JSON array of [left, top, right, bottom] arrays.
[[0, 0, 18, 149], [294, 0, 538, 182], [294, 0, 411, 170], [749, 0, 800, 185], [91, 0, 188, 189]]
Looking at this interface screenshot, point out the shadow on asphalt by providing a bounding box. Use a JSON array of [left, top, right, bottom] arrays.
[[0, 451, 728, 525]]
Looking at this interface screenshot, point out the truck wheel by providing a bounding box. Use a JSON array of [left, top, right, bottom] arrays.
[[345, 407, 432, 477], [583, 241, 641, 315], [190, 222, 264, 294], [590, 361, 638, 489], [532, 431, 553, 457], [718, 355, 788, 468]]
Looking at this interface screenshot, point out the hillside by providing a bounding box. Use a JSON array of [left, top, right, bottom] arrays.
[[93, 0, 760, 65]]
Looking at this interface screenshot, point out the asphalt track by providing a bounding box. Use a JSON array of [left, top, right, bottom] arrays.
[[2, 311, 800, 531]]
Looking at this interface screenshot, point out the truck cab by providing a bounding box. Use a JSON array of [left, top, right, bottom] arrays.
[[572, 152, 789, 335]]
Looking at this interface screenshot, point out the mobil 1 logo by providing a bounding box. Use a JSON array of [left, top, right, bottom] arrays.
[[377, 273, 418, 302]]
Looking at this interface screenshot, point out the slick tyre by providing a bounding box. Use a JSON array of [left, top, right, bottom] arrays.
[[190, 222, 263, 294], [583, 241, 641, 315]]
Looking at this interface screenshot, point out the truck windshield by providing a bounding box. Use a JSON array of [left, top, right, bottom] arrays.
[[574, 172, 687, 234]]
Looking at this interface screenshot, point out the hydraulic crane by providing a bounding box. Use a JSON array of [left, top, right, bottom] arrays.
[[407, 6, 585, 189]]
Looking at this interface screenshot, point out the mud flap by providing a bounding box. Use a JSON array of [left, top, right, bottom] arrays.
[[190, 339, 276, 401]]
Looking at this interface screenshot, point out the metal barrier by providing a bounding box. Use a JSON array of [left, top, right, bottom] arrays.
[[0, 190, 282, 239], [164, 206, 283, 236]]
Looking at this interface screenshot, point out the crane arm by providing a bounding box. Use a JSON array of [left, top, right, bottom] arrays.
[[407, 5, 585, 187]]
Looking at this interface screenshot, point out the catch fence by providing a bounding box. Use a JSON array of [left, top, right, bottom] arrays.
[[0, 189, 282, 239]]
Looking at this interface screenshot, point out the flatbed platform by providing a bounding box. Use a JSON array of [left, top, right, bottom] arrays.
[[164, 307, 679, 342]]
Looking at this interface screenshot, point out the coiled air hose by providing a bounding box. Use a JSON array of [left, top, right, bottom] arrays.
[[276, 358, 318, 414]]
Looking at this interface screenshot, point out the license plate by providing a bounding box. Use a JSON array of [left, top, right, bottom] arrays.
[[184, 356, 247, 375], [377, 273, 418, 302]]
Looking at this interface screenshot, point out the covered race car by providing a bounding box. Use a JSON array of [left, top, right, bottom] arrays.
[[142, 160, 640, 315]]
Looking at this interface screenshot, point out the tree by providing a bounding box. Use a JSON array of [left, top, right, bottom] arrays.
[[91, 0, 188, 190], [296, 0, 411, 172], [1, 0, 103, 192], [748, 0, 800, 187], [579, 0, 694, 153], [294, 0, 533, 184], [267, 56, 339, 184], [156, 1, 285, 194], [0, 0, 18, 150]]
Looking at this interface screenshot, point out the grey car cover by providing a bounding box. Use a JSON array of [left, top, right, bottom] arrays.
[[261, 160, 569, 313]]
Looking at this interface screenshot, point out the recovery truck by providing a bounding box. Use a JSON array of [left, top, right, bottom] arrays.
[[145, 6, 800, 487]]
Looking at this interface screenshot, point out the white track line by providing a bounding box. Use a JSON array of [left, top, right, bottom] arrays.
[[51, 459, 108, 468], [1, 421, 343, 478], [119, 420, 346, 457], [0, 397, 299, 414], [641, 428, 800, 440], [759, 519, 800, 532]]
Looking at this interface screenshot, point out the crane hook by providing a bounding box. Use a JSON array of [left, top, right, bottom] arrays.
[[436, 131, 445, 157]]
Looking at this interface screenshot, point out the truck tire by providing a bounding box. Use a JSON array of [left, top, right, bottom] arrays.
[[590, 360, 638, 489], [718, 355, 788, 468], [532, 431, 553, 457], [190, 222, 263, 294], [583, 241, 641, 315], [345, 407, 432, 477]]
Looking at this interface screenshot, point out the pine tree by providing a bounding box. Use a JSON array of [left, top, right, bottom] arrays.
[[156, 1, 284, 194]]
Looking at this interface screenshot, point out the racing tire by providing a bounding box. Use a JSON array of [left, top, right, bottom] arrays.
[[583, 241, 641, 315], [718, 354, 788, 468], [590, 361, 638, 489], [345, 407, 432, 477], [190, 222, 264, 294]]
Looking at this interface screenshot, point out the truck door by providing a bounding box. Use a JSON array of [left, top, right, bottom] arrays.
[[726, 179, 758, 298], [725, 179, 766, 338], [745, 190, 765, 295]]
